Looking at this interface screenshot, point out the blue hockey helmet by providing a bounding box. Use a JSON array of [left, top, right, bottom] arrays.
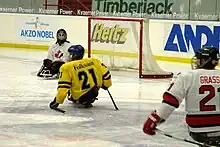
[[68, 45, 85, 60]]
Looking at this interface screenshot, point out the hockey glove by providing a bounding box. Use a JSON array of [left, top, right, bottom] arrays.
[[49, 97, 59, 109], [43, 59, 52, 68], [101, 85, 108, 90], [143, 111, 163, 135]]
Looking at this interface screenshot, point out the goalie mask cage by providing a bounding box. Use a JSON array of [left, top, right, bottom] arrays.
[[88, 17, 173, 79]]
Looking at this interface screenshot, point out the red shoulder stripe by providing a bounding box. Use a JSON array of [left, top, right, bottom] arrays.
[[162, 92, 179, 108]]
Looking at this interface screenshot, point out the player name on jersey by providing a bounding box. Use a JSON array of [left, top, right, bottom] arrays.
[[200, 75, 220, 84], [74, 61, 94, 70]]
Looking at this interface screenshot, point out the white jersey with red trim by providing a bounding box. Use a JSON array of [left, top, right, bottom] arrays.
[[157, 69, 220, 133], [47, 42, 72, 63]]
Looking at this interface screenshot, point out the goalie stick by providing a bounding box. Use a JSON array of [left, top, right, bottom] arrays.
[[107, 89, 119, 111], [156, 128, 213, 147]]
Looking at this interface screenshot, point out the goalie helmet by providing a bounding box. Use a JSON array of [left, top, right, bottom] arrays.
[[56, 29, 67, 45], [191, 46, 219, 69], [68, 45, 85, 60]]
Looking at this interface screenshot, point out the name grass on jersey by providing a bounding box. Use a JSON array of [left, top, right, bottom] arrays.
[[200, 75, 220, 84]]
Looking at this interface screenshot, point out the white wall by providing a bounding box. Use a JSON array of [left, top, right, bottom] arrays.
[[0, 13, 219, 61]]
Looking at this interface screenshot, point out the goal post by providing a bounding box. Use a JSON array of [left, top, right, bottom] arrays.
[[87, 16, 173, 79]]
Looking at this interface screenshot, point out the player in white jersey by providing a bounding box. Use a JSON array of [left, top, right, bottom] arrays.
[[143, 46, 220, 146], [37, 29, 72, 78]]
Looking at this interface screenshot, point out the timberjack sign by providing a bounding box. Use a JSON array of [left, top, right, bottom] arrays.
[[94, 0, 173, 14]]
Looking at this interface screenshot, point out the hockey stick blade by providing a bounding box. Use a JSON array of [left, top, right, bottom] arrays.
[[156, 128, 212, 147], [52, 107, 66, 113], [107, 89, 119, 111]]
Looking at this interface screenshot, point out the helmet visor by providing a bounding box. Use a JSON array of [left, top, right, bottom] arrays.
[[57, 31, 66, 41]]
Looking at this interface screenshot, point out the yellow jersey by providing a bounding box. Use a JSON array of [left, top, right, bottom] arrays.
[[55, 58, 112, 104]]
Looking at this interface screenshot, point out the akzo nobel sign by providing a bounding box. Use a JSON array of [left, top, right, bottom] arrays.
[[19, 16, 55, 41], [0, 13, 88, 46]]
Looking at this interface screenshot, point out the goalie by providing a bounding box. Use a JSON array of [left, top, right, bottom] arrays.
[[49, 45, 112, 109], [37, 28, 72, 78]]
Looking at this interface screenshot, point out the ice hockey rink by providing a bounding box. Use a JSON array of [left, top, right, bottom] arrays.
[[0, 48, 198, 147]]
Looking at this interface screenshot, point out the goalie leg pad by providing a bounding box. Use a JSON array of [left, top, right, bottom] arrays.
[[37, 60, 64, 78], [37, 65, 52, 77], [37, 59, 53, 77]]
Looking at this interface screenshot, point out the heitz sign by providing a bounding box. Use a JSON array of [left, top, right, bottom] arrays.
[[164, 24, 220, 53], [91, 23, 129, 44], [20, 16, 55, 40]]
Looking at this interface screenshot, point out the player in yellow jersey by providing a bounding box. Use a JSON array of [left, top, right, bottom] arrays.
[[49, 45, 112, 109]]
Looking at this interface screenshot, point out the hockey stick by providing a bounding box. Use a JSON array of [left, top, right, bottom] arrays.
[[156, 128, 212, 147], [107, 89, 119, 110], [51, 107, 66, 113]]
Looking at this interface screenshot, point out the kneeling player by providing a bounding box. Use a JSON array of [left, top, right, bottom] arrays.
[[49, 45, 112, 109], [37, 29, 72, 78], [143, 46, 220, 146]]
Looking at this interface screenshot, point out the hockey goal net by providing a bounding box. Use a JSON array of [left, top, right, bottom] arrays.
[[88, 16, 173, 79]]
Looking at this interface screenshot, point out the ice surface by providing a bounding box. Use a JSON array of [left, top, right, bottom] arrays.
[[0, 48, 198, 147]]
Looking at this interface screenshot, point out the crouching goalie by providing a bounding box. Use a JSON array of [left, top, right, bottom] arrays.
[[49, 45, 112, 109], [37, 29, 72, 78]]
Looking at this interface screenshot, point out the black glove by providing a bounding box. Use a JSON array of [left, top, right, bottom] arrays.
[[43, 59, 52, 68], [49, 98, 59, 109], [101, 85, 108, 90]]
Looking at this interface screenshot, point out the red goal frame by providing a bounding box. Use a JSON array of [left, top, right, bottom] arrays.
[[87, 17, 173, 79]]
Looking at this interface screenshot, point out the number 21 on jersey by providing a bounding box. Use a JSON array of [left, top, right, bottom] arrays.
[[199, 85, 220, 111], [167, 83, 220, 112], [78, 68, 97, 90]]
